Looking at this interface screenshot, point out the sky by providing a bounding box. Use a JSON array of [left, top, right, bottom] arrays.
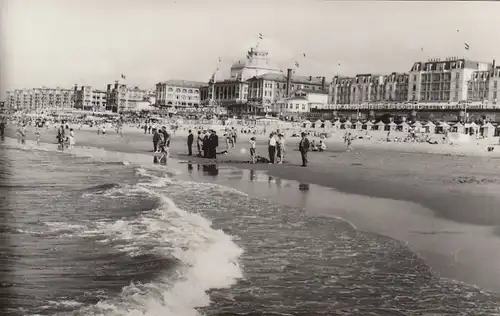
[[1, 0, 500, 99]]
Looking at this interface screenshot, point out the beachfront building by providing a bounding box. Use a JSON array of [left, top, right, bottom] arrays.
[[5, 87, 74, 111], [490, 66, 500, 106], [105, 82, 152, 113], [73, 85, 107, 112], [246, 71, 327, 114], [155, 80, 204, 108], [330, 73, 409, 105], [408, 57, 492, 104], [199, 46, 325, 115], [274, 88, 329, 118], [199, 46, 283, 114]]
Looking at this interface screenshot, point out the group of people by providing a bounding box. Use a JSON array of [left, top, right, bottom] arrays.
[[266, 132, 286, 164], [56, 123, 76, 150]]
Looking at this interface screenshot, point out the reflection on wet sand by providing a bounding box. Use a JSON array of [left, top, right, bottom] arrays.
[[202, 164, 219, 176]]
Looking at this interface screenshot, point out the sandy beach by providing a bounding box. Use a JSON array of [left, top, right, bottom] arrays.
[[5, 123, 500, 293]]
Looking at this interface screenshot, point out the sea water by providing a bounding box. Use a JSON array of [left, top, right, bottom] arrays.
[[1, 138, 500, 316]]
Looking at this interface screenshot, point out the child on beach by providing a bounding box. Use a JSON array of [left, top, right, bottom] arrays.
[[34, 128, 41, 145], [249, 137, 256, 163], [346, 133, 353, 152]]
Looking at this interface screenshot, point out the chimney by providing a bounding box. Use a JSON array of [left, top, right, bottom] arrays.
[[493, 59, 496, 70], [286, 68, 292, 97], [321, 77, 326, 91]]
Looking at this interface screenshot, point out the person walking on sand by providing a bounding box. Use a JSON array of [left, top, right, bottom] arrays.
[[249, 136, 257, 164], [197, 131, 203, 157], [187, 129, 194, 156], [268, 133, 277, 164], [299, 132, 310, 167], [346, 132, 353, 152]]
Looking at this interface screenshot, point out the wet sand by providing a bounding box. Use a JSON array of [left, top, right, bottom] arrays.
[[5, 124, 500, 293]]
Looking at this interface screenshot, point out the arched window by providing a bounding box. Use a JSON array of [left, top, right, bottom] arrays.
[[182, 89, 187, 93], [168, 88, 173, 92], [188, 89, 193, 93], [194, 90, 199, 94], [181, 95, 186, 100], [176, 88, 181, 93]]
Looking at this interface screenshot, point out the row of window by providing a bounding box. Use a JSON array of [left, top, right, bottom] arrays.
[[166, 88, 199, 94]]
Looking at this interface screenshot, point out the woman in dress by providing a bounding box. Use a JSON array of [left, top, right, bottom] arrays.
[[69, 128, 75, 149]]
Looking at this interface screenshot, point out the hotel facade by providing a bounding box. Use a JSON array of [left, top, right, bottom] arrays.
[[155, 80, 204, 108], [5, 87, 74, 111], [105, 82, 153, 113], [330, 73, 409, 105], [73, 85, 107, 112]]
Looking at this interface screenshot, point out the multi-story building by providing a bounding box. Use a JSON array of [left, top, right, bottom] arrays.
[[490, 66, 500, 106], [105, 82, 151, 113], [467, 60, 500, 107], [330, 73, 408, 105], [5, 87, 74, 111], [274, 88, 329, 115], [73, 85, 107, 112], [155, 80, 204, 108], [408, 57, 491, 103]]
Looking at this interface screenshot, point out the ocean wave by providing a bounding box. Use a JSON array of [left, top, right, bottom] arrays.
[[38, 168, 244, 316]]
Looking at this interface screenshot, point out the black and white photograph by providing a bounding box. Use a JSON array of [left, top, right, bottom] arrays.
[[1, 0, 500, 315]]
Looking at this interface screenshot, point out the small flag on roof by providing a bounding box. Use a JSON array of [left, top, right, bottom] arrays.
[[465, 42, 470, 50]]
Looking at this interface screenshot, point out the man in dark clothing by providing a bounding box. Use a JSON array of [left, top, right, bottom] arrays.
[[187, 130, 194, 156], [299, 132, 310, 167], [160, 126, 170, 149], [0, 119, 5, 138], [203, 132, 210, 158], [57, 124, 65, 150], [209, 130, 218, 158], [153, 129, 161, 152]]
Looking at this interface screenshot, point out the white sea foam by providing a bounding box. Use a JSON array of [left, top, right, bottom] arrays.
[[52, 168, 244, 315]]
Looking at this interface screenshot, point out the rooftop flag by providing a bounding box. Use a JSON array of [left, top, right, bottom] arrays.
[[121, 74, 126, 79], [258, 33, 263, 40], [465, 42, 470, 50]]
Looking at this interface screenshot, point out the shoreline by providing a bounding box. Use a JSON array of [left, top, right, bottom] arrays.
[[3, 127, 500, 293]]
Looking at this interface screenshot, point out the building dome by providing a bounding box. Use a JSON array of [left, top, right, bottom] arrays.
[[230, 47, 283, 81]]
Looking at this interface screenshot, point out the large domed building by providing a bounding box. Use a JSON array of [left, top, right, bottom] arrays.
[[199, 45, 327, 116], [229, 47, 283, 81]]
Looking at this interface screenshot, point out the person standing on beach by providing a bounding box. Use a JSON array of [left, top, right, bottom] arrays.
[[268, 133, 277, 164], [152, 129, 160, 153], [69, 128, 75, 149], [277, 133, 285, 164], [187, 130, 194, 156], [57, 123, 65, 150], [0, 118, 5, 139], [232, 127, 237, 147], [34, 128, 41, 145], [249, 136, 256, 164], [197, 131, 203, 157], [209, 130, 219, 159], [299, 132, 310, 167], [202, 131, 210, 158]]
